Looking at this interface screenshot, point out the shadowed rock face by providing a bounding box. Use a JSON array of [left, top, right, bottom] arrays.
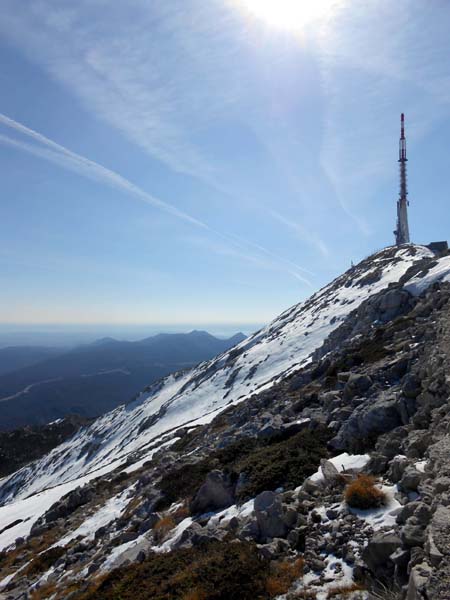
[[190, 470, 234, 515]]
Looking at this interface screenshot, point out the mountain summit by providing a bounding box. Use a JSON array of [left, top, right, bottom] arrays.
[[2, 244, 450, 598]]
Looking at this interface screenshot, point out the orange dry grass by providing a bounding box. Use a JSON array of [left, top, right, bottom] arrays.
[[171, 504, 190, 522], [153, 515, 176, 543], [266, 557, 304, 597], [344, 475, 386, 510]]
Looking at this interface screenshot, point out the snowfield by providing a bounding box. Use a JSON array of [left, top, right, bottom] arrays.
[[0, 244, 438, 549]]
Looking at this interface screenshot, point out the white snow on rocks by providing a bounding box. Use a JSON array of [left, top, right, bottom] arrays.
[[53, 485, 135, 548], [208, 498, 255, 528], [288, 554, 368, 600], [309, 453, 370, 484], [406, 254, 450, 296], [347, 484, 402, 531]]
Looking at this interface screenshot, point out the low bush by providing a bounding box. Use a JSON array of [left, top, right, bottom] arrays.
[[153, 515, 176, 543], [233, 429, 330, 500], [265, 558, 304, 596], [25, 545, 65, 576], [156, 428, 331, 508], [344, 475, 386, 510], [155, 461, 214, 510], [77, 540, 272, 600]]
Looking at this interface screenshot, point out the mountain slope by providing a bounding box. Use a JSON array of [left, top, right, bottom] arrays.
[[0, 331, 246, 431], [3, 244, 450, 598], [0, 346, 63, 377], [0, 245, 433, 509]]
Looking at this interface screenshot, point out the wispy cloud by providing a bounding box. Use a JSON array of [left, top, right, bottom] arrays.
[[269, 210, 329, 258], [186, 235, 313, 286], [0, 114, 207, 230], [0, 1, 249, 182], [0, 113, 313, 285]]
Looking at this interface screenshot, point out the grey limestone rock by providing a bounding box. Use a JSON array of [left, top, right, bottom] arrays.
[[190, 470, 234, 515], [362, 532, 401, 575]]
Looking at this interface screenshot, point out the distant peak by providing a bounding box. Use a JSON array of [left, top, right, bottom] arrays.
[[91, 337, 117, 346]]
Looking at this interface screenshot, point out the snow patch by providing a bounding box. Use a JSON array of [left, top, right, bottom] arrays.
[[309, 453, 370, 483], [347, 484, 401, 530], [406, 254, 450, 296]]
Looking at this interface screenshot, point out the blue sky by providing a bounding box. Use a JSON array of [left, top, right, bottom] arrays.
[[1, 0, 450, 327]]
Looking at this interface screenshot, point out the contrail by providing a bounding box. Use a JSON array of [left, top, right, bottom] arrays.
[[0, 113, 314, 285]]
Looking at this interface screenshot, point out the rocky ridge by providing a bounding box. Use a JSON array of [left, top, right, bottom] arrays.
[[1, 245, 450, 598]]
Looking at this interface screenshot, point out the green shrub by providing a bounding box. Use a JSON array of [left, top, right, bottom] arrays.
[[233, 428, 330, 500], [155, 461, 215, 509], [77, 540, 271, 600], [156, 428, 331, 507]]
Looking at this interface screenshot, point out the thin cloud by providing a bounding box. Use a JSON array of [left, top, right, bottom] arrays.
[[269, 210, 329, 258], [0, 113, 313, 286]]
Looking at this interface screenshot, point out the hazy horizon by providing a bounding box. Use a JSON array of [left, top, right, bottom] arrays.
[[0, 322, 263, 348]]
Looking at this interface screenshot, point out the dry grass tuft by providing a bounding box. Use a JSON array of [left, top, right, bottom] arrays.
[[171, 504, 190, 523], [266, 558, 304, 596], [153, 515, 177, 543], [344, 475, 386, 510]]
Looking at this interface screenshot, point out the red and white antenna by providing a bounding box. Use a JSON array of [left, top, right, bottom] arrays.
[[395, 113, 410, 245]]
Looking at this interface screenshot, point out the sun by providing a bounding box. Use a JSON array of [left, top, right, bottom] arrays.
[[238, 0, 339, 30]]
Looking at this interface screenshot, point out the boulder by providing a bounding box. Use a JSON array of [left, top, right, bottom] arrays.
[[402, 374, 422, 399], [401, 517, 426, 547], [429, 506, 450, 557], [397, 502, 431, 527], [400, 467, 423, 493], [434, 477, 450, 494], [190, 470, 234, 515], [403, 430, 432, 459], [331, 396, 402, 449], [344, 373, 372, 399], [378, 288, 411, 320], [319, 459, 342, 488], [406, 563, 432, 600], [362, 532, 401, 575], [254, 491, 287, 541], [387, 455, 410, 483]]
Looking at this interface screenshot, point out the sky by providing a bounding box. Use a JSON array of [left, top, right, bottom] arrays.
[[1, 0, 450, 329]]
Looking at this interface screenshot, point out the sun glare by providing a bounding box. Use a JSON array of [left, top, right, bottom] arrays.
[[239, 0, 339, 30]]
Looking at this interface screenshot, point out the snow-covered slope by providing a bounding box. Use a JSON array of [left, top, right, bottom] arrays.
[[0, 245, 436, 540]]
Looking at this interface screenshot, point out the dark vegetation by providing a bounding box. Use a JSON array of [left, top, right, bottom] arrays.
[[157, 427, 331, 509], [76, 540, 302, 600], [24, 546, 65, 577], [0, 415, 91, 477]]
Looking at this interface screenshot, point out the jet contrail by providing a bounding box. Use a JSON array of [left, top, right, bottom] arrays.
[[0, 113, 313, 285]]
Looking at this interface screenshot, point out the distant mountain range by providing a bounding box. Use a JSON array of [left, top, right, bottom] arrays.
[[0, 330, 246, 431], [0, 345, 63, 376]]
